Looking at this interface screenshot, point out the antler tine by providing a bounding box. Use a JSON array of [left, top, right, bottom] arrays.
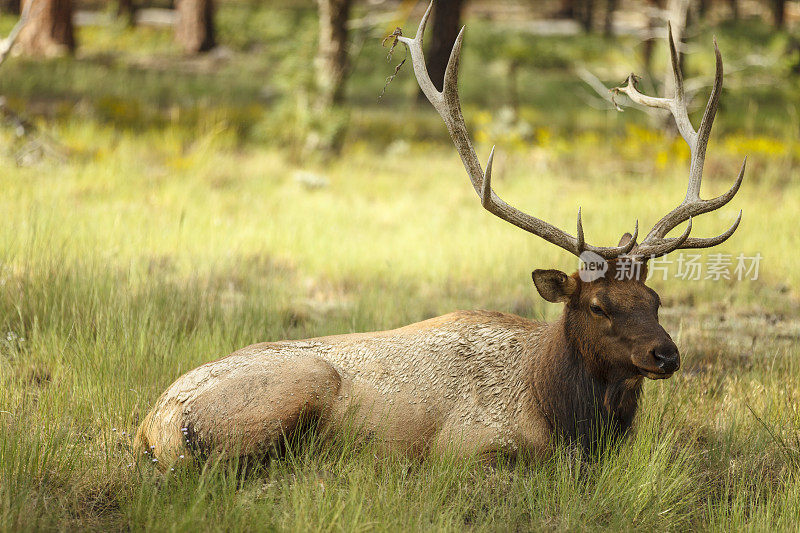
[[640, 210, 741, 254], [398, 1, 637, 260], [623, 220, 639, 254], [687, 38, 723, 202], [397, 1, 436, 104], [442, 25, 463, 102], [676, 210, 741, 249], [642, 157, 745, 244], [612, 25, 745, 260], [613, 24, 696, 148], [665, 23, 694, 148], [640, 218, 693, 258], [480, 146, 494, 208]]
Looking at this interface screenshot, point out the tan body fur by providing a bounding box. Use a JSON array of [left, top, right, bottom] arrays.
[[136, 311, 558, 465]]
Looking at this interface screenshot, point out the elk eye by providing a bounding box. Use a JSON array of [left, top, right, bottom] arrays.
[[590, 304, 607, 317]]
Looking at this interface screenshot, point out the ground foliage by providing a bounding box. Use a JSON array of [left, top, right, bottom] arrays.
[[1, 3, 799, 531]]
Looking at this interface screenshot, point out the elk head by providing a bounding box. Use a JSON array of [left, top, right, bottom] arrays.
[[533, 256, 679, 381], [396, 2, 745, 382]]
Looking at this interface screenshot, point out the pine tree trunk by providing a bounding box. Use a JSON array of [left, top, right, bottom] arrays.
[[697, 0, 709, 18], [556, 0, 576, 19], [772, 0, 786, 28], [727, 0, 739, 20], [424, 0, 465, 92], [315, 0, 351, 107], [642, 0, 665, 77], [603, 0, 617, 36], [16, 0, 75, 57], [117, 0, 136, 27], [175, 0, 215, 54], [1, 0, 21, 15], [577, 0, 596, 33]]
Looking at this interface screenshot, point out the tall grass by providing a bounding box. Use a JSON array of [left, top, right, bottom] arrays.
[[2, 4, 800, 531], [2, 120, 799, 529]]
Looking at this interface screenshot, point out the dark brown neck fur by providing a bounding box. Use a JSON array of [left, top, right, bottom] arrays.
[[532, 315, 643, 453]]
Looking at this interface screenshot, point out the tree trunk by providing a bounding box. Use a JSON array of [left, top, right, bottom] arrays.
[[641, 0, 662, 76], [555, 0, 576, 18], [117, 0, 136, 26], [789, 38, 800, 75], [16, 0, 75, 57], [727, 0, 738, 20], [1, 0, 21, 15], [772, 0, 786, 28], [577, 0, 596, 33], [603, 0, 617, 36], [175, 0, 215, 54], [315, 0, 351, 107], [423, 0, 465, 94]]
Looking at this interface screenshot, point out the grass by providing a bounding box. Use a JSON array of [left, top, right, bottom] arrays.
[[1, 2, 800, 531]]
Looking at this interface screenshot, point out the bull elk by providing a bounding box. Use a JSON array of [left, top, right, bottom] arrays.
[[135, 4, 745, 466]]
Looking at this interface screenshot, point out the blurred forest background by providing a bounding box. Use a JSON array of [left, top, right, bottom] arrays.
[[1, 0, 799, 155], [2, 0, 800, 531]]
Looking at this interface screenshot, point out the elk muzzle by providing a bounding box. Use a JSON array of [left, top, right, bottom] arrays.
[[637, 337, 680, 379]]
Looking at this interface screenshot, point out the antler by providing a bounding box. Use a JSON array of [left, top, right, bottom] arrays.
[[397, 1, 638, 260], [612, 23, 745, 259]]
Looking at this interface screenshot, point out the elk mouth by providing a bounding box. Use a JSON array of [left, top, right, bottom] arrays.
[[636, 367, 675, 380]]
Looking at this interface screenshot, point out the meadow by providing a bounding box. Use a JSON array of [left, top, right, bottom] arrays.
[[1, 2, 799, 530]]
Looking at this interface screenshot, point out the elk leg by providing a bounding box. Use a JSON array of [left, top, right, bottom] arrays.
[[135, 356, 345, 467]]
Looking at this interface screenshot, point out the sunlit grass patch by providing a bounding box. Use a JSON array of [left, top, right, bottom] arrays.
[[1, 3, 799, 530], [1, 117, 799, 528]]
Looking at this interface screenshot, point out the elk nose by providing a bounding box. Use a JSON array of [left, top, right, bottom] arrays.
[[652, 343, 680, 373]]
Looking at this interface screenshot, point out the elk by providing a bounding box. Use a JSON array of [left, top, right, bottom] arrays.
[[135, 4, 745, 467]]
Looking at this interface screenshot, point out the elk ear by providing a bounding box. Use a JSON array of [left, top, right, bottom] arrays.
[[532, 269, 578, 303]]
